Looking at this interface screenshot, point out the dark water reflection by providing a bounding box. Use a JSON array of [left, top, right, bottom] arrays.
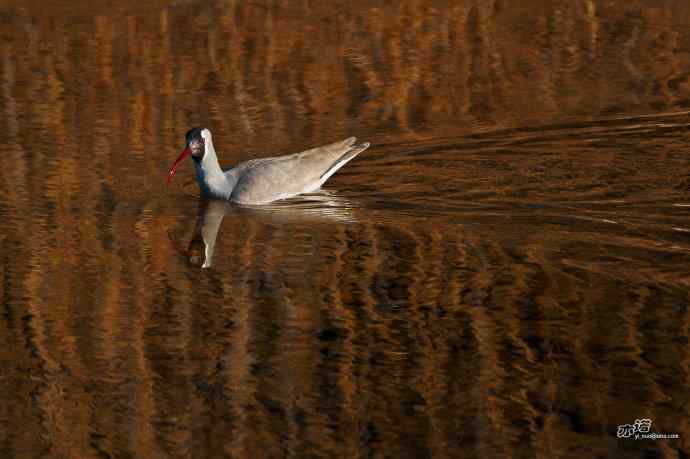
[[1, 0, 690, 457]]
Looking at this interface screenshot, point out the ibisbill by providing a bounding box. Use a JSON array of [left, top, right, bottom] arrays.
[[167, 128, 370, 205]]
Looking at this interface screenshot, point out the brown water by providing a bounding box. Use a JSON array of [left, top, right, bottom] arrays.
[[1, 1, 690, 458]]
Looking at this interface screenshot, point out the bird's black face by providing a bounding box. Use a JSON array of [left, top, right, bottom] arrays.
[[167, 126, 208, 185], [185, 127, 205, 162]]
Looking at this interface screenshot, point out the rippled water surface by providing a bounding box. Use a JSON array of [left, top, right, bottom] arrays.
[[1, 1, 690, 458]]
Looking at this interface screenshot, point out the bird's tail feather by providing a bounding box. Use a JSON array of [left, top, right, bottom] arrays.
[[320, 142, 370, 181]]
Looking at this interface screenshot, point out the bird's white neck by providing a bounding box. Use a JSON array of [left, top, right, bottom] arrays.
[[194, 140, 236, 199]]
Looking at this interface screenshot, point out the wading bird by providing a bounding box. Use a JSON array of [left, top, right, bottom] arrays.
[[167, 128, 369, 205]]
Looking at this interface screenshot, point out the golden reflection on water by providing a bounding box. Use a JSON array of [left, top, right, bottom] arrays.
[[1, 1, 690, 458]]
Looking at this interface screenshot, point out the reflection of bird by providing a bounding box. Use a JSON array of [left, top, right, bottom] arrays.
[[169, 196, 359, 268], [167, 200, 227, 269], [167, 128, 370, 204]]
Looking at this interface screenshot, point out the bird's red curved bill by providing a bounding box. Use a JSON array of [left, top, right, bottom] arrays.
[[167, 147, 192, 185]]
